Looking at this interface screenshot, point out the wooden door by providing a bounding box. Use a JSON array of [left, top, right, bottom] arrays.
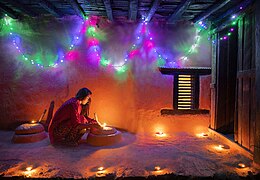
[[212, 25, 238, 134], [235, 12, 256, 152]]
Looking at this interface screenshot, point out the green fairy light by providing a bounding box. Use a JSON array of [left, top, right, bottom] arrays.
[[218, 17, 239, 41], [157, 57, 166, 66], [87, 26, 96, 37], [115, 66, 127, 73], [100, 57, 110, 66], [2, 15, 84, 69]]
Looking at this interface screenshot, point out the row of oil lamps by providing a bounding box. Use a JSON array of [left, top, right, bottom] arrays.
[[23, 122, 248, 177]]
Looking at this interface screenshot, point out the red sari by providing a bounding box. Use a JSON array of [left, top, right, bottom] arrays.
[[48, 97, 95, 146]]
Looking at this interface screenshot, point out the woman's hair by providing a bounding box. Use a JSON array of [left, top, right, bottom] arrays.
[[81, 98, 91, 117], [75, 88, 92, 100]]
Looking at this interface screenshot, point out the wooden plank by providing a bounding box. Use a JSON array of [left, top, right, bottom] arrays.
[[8, 0, 38, 17], [193, 0, 231, 23], [241, 13, 254, 151], [103, 0, 113, 21], [38, 0, 63, 18], [237, 78, 243, 145], [250, 11, 256, 153], [250, 77, 255, 152], [158, 67, 211, 75], [225, 26, 238, 133], [173, 75, 178, 110], [237, 16, 244, 146], [238, 18, 244, 71], [194, 75, 199, 109], [0, 2, 19, 19], [243, 13, 253, 70], [215, 35, 228, 132], [242, 77, 250, 149], [66, 0, 86, 19], [212, 0, 253, 24], [254, 0, 260, 164], [234, 78, 238, 142], [128, 0, 138, 21], [210, 34, 218, 129], [145, 0, 161, 22], [167, 0, 192, 24]]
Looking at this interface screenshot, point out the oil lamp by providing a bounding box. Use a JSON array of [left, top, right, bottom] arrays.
[[97, 167, 104, 171], [154, 166, 161, 171], [26, 166, 32, 171], [31, 120, 36, 124], [155, 132, 166, 137], [96, 166, 106, 177], [196, 132, 208, 137], [238, 163, 246, 168]]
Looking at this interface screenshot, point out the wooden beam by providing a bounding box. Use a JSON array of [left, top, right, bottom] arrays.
[[254, 0, 260, 165], [38, 0, 63, 18], [193, 0, 231, 23], [66, 0, 86, 19], [8, 0, 38, 17], [128, 0, 138, 21], [0, 12, 4, 19], [167, 0, 192, 24], [103, 0, 113, 21], [0, 2, 19, 19], [212, 0, 253, 24], [145, 0, 161, 22]]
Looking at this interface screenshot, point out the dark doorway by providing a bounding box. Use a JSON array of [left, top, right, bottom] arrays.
[[215, 25, 238, 135]]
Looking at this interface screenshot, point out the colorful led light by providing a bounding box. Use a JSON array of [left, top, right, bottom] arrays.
[[3, 15, 203, 72], [3, 15, 85, 68]]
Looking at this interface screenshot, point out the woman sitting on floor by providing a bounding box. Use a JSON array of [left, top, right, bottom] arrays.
[[48, 87, 101, 146]]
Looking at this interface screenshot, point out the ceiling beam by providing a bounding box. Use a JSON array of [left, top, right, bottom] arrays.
[[167, 0, 192, 24], [193, 0, 231, 23], [38, 0, 63, 18], [8, 0, 38, 17], [103, 0, 113, 21], [128, 0, 138, 21], [0, 12, 4, 19], [145, 0, 161, 22], [212, 0, 253, 24], [0, 2, 19, 19], [66, 0, 86, 19]]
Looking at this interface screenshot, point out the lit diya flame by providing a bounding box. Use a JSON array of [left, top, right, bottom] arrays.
[[238, 163, 246, 168], [24, 166, 35, 177], [196, 132, 208, 137], [214, 144, 230, 151], [218, 144, 225, 149], [102, 123, 107, 128], [96, 167, 106, 177], [214, 144, 225, 151], [101, 123, 112, 130], [154, 166, 161, 171], [155, 132, 166, 137], [26, 166, 33, 171], [31, 120, 36, 124], [97, 167, 104, 171]]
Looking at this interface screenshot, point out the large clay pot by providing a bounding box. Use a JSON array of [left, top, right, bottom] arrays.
[[12, 123, 47, 143], [87, 127, 122, 146]]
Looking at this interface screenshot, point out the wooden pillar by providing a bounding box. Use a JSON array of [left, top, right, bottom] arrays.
[[254, 0, 260, 165], [210, 34, 218, 129], [173, 75, 178, 109], [194, 75, 200, 109]]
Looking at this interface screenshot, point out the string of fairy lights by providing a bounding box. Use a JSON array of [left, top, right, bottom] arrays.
[[219, 15, 238, 41], [99, 20, 178, 72], [2, 14, 204, 72], [2, 14, 85, 68]]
